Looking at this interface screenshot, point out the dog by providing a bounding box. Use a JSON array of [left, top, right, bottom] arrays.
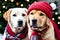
[[27, 10, 56, 40], [3, 8, 29, 40]]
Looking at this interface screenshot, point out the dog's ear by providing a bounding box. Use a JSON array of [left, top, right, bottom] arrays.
[[27, 16, 29, 24], [23, 8, 27, 13], [3, 9, 12, 21], [27, 15, 30, 26], [46, 17, 50, 26]]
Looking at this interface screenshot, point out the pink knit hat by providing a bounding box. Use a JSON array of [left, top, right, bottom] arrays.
[[27, 1, 52, 19]]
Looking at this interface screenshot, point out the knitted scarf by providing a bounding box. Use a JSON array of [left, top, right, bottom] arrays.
[[5, 24, 28, 40], [30, 20, 60, 40]]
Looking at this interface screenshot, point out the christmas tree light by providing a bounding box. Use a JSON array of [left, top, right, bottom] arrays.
[[26, 0, 29, 2], [5, 0, 7, 2], [58, 22, 60, 24], [58, 17, 60, 20], [3, 5, 6, 8], [52, 18, 55, 20], [20, 4, 23, 7], [11, 0, 14, 2], [0, 11, 1, 13]]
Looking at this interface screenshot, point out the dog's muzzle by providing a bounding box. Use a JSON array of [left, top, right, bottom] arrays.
[[30, 19, 42, 29], [32, 19, 37, 28], [18, 20, 23, 27]]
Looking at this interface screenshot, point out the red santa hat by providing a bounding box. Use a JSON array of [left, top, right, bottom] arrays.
[[27, 1, 60, 40]]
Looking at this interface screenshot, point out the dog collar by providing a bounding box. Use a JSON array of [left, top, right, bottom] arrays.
[[5, 24, 28, 40]]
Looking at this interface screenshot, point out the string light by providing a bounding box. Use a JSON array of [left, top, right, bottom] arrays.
[[20, 4, 23, 7], [55, 12, 58, 15], [52, 18, 55, 20], [5, 7, 7, 9], [11, 0, 14, 2], [5, 0, 7, 1], [58, 22, 60, 24], [0, 11, 1, 13], [16, 2, 19, 6], [26, 0, 29, 2], [0, 25, 2, 27], [3, 5, 6, 8], [2, 3, 4, 5], [58, 17, 60, 20]]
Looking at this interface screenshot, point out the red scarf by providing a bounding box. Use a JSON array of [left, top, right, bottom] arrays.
[[30, 20, 60, 40], [30, 31, 42, 40], [5, 24, 28, 40]]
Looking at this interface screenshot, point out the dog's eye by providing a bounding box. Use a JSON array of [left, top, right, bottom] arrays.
[[40, 13, 44, 16], [31, 13, 34, 15], [22, 14, 25, 16], [13, 14, 16, 16]]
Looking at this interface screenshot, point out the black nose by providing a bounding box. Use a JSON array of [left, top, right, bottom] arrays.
[[18, 20, 23, 27], [32, 19, 37, 28], [32, 19, 37, 24]]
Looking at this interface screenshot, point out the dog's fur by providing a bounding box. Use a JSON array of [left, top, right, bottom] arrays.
[[3, 8, 29, 40], [27, 10, 56, 40]]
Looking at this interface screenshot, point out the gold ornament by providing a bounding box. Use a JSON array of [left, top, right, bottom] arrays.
[[16, 2, 19, 6]]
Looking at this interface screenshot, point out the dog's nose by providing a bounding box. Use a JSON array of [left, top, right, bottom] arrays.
[[32, 19, 37, 24], [32, 19, 37, 28], [18, 20, 23, 27]]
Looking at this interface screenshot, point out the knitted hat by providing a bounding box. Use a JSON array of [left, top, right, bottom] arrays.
[[27, 1, 52, 19]]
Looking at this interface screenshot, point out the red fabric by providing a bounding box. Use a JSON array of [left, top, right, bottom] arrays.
[[30, 20, 60, 40], [51, 20, 60, 40], [5, 24, 28, 40], [30, 31, 42, 40], [27, 1, 52, 19], [27, 1, 60, 40]]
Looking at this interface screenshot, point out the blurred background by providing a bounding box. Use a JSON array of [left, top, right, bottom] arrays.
[[0, 0, 60, 40]]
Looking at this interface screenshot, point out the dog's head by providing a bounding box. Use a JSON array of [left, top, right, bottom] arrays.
[[27, 10, 50, 31], [3, 8, 27, 33]]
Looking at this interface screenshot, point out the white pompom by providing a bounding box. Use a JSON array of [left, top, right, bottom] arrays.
[[50, 3, 57, 10]]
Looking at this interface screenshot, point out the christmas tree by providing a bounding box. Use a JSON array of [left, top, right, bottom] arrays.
[[0, 0, 60, 34]]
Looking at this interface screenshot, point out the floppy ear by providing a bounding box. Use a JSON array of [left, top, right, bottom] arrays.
[[3, 9, 12, 21], [24, 8, 27, 13], [46, 17, 54, 28], [27, 15, 30, 24], [27, 15, 31, 29], [46, 17, 50, 26]]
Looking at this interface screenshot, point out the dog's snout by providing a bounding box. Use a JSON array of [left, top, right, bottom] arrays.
[[32, 19, 37, 23], [18, 20, 23, 27], [18, 21, 23, 23], [32, 19, 37, 28]]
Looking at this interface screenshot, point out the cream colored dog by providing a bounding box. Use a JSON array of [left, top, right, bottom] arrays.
[[3, 8, 29, 40], [27, 10, 56, 40]]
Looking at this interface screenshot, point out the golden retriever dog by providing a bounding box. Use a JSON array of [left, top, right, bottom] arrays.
[[27, 10, 56, 40], [3, 8, 29, 40]]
